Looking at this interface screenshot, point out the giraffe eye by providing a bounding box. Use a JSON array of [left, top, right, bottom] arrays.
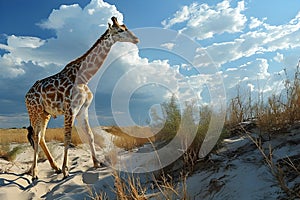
[[118, 29, 125, 33]]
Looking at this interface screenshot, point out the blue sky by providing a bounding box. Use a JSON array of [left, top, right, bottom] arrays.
[[1, 0, 300, 128]]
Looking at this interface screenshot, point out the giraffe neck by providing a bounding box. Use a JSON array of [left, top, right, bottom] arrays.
[[75, 33, 115, 84]]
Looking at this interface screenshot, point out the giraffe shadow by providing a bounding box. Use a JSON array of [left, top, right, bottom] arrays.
[[0, 168, 79, 189], [0, 170, 68, 191], [41, 168, 114, 200], [0, 172, 31, 190], [0, 166, 113, 199]]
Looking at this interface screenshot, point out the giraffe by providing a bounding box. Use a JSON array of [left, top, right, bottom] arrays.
[[25, 17, 139, 181]]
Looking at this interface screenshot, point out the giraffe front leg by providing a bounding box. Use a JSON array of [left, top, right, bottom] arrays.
[[76, 113, 101, 168], [76, 89, 101, 168], [62, 114, 73, 179]]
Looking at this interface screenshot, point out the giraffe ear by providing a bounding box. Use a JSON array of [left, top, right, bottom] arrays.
[[108, 23, 112, 29]]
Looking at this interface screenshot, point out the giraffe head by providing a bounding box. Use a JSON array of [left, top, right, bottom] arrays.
[[108, 17, 139, 44]]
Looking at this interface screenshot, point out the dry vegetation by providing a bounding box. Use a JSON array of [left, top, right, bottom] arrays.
[[0, 127, 82, 161], [93, 171, 188, 200], [0, 144, 23, 161], [103, 126, 156, 150], [225, 64, 300, 198], [226, 64, 300, 135], [0, 127, 82, 145], [101, 64, 300, 199]]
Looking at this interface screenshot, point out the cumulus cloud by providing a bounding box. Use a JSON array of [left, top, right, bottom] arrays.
[[161, 0, 300, 104], [0, 0, 123, 79], [95, 42, 196, 103], [223, 58, 270, 89], [274, 52, 284, 63], [2, 0, 300, 128], [0, 60, 25, 78], [162, 0, 247, 40], [194, 11, 300, 68], [249, 17, 265, 29], [0, 0, 130, 127], [0, 0, 208, 127], [160, 42, 175, 50], [8, 35, 45, 49]]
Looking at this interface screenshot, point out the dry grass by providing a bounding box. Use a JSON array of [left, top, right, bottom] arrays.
[[113, 171, 147, 200], [0, 126, 155, 154], [0, 127, 82, 161], [0, 127, 82, 145], [103, 126, 156, 150], [0, 128, 28, 144], [0, 144, 23, 161], [226, 64, 300, 135], [92, 170, 189, 200], [241, 126, 300, 199], [0, 125, 156, 164], [224, 63, 300, 198]]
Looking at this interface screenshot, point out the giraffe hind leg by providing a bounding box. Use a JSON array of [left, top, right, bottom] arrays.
[[27, 126, 34, 148], [39, 138, 62, 174], [62, 112, 75, 179], [28, 116, 61, 180], [39, 115, 61, 174], [31, 124, 41, 181]]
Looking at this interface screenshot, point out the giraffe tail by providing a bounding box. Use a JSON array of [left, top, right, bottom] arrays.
[[27, 126, 34, 149]]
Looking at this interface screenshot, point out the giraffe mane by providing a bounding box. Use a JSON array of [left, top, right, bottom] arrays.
[[67, 29, 110, 67], [66, 16, 122, 67]]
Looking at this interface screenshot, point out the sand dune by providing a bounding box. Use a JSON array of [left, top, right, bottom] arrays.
[[1, 124, 300, 199]]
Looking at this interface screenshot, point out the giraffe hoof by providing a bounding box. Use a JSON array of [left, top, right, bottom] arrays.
[[63, 172, 69, 179], [94, 160, 105, 168], [63, 167, 69, 178], [93, 162, 101, 168], [94, 161, 107, 169], [99, 162, 107, 168], [55, 168, 62, 174], [32, 176, 38, 182]]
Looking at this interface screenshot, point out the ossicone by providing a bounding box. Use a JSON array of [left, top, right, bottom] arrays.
[[111, 16, 120, 26]]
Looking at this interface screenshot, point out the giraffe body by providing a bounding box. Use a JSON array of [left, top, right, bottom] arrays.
[[25, 17, 139, 180]]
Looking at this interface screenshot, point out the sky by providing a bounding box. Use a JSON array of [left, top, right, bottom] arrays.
[[1, 0, 300, 128]]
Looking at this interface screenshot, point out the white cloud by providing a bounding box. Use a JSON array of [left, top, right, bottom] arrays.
[[1, 0, 185, 127], [2, 0, 300, 128], [162, 5, 190, 28], [249, 17, 265, 29], [247, 83, 255, 92], [160, 42, 175, 50], [0, 61, 25, 78], [0, 113, 28, 128], [105, 43, 182, 98], [0, 35, 46, 78], [193, 11, 300, 68], [162, 1, 300, 103], [223, 58, 270, 89], [0, 0, 123, 78], [163, 0, 247, 40], [274, 52, 284, 63], [8, 35, 45, 49]]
